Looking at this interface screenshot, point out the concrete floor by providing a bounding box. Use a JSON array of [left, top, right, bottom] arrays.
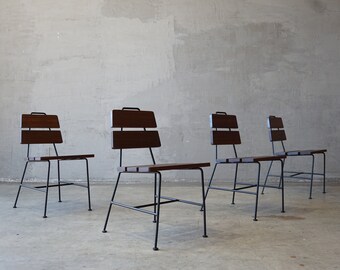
[[0, 181, 339, 270]]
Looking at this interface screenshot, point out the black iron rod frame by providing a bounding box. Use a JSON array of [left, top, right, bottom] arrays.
[[102, 168, 208, 251], [13, 158, 92, 218], [262, 152, 326, 199], [203, 159, 285, 221]]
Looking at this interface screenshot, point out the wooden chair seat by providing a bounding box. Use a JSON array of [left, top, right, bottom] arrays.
[[217, 155, 285, 164], [118, 162, 210, 173], [28, 154, 95, 161], [276, 149, 327, 156]]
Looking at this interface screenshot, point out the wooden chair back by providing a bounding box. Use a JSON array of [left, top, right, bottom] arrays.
[[210, 112, 241, 145], [21, 113, 63, 144], [112, 108, 161, 149], [267, 116, 287, 142]]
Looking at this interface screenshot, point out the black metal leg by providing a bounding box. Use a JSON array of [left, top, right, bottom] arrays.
[[57, 161, 62, 202], [309, 155, 315, 199], [102, 172, 122, 233], [254, 162, 261, 221], [43, 161, 51, 218], [261, 160, 273, 194], [278, 159, 285, 189], [280, 160, 285, 213], [153, 173, 157, 223], [232, 163, 239, 204], [201, 163, 217, 211], [199, 168, 208, 238], [85, 159, 92, 211], [13, 161, 29, 208], [322, 153, 326, 194], [153, 172, 162, 251]]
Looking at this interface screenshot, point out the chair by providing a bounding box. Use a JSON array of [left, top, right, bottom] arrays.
[[13, 112, 94, 218], [262, 116, 326, 199], [102, 107, 210, 250], [204, 112, 286, 221]]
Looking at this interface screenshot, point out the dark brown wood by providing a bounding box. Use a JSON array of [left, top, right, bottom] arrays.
[[268, 116, 284, 129], [21, 130, 63, 144], [22, 114, 60, 128], [40, 154, 95, 161], [118, 162, 211, 173], [269, 130, 286, 142], [241, 155, 286, 162], [211, 131, 241, 145], [112, 131, 161, 149], [210, 114, 238, 129], [112, 110, 157, 128]]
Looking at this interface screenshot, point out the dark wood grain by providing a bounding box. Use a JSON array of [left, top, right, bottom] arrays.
[[21, 130, 63, 144], [112, 131, 161, 149], [118, 162, 211, 172], [112, 110, 157, 128], [269, 130, 287, 142], [268, 116, 284, 129], [22, 114, 60, 128], [210, 114, 238, 129], [40, 154, 95, 161], [211, 130, 241, 145]]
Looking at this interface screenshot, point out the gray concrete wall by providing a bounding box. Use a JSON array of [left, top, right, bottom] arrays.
[[1, 0, 339, 182]]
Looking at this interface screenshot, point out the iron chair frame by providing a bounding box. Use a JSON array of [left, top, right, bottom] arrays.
[[102, 107, 209, 251], [204, 112, 286, 221], [262, 115, 326, 199], [13, 112, 94, 218]]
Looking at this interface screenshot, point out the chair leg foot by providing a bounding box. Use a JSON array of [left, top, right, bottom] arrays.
[[102, 230, 107, 233], [309, 197, 312, 199], [203, 234, 208, 238], [58, 200, 62, 203], [43, 216, 47, 218], [153, 247, 159, 251], [88, 208, 92, 211], [281, 210, 285, 213], [253, 218, 258, 221], [13, 206, 17, 208]]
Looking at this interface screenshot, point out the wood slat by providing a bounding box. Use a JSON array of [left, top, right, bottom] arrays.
[[268, 116, 284, 129], [211, 131, 241, 145], [210, 114, 238, 129], [118, 162, 211, 172], [21, 130, 63, 144], [40, 154, 95, 161], [112, 131, 161, 149], [269, 130, 286, 142], [112, 110, 157, 128], [22, 114, 60, 128]]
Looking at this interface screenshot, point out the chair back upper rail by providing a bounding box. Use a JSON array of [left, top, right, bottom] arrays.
[[210, 114, 238, 129], [22, 114, 60, 128], [22, 130, 63, 144], [268, 116, 284, 129], [112, 131, 161, 149], [112, 110, 157, 128]]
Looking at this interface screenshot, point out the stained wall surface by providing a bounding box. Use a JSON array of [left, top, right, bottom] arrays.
[[1, 0, 339, 181]]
